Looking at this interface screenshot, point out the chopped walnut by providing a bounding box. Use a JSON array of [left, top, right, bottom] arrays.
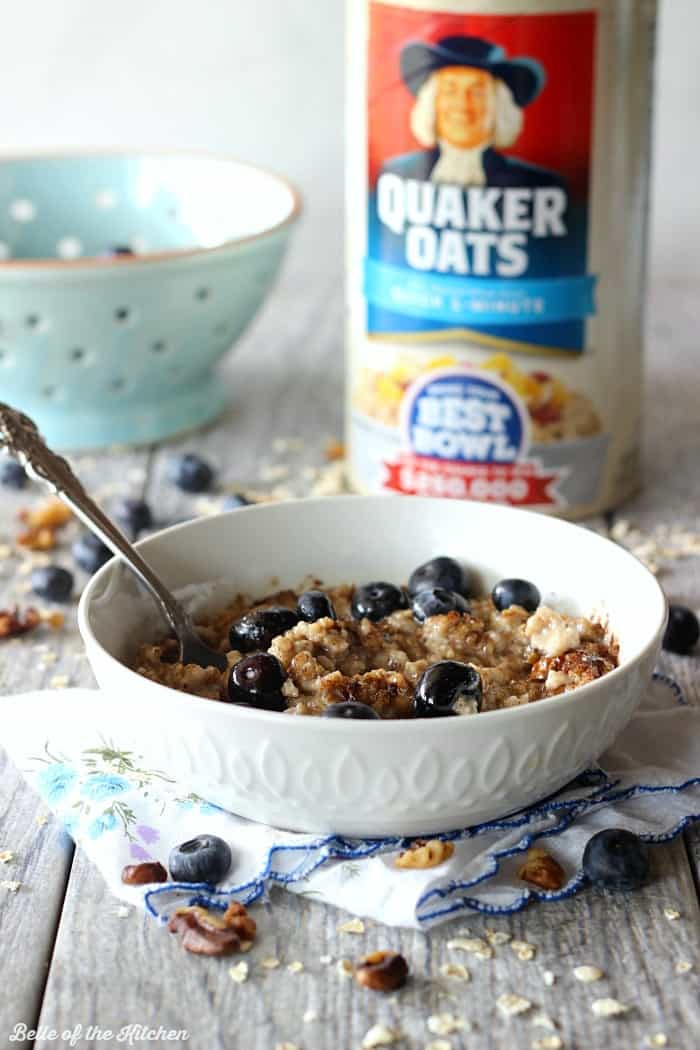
[[0, 606, 41, 638], [517, 847, 565, 891], [355, 950, 408, 992], [17, 499, 72, 550], [120, 861, 168, 885], [168, 902, 255, 957], [395, 839, 455, 870]]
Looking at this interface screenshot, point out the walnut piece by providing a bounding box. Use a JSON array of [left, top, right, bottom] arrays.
[[168, 902, 256, 956], [17, 499, 72, 550], [0, 606, 41, 638], [517, 847, 565, 891], [120, 861, 168, 885], [395, 839, 455, 870], [355, 950, 409, 992]]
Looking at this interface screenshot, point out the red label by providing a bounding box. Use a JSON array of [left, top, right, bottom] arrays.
[[382, 453, 563, 506]]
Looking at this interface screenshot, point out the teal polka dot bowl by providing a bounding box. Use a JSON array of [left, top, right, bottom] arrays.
[[0, 152, 301, 449]]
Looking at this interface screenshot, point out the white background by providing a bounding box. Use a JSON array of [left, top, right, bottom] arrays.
[[0, 0, 696, 284]]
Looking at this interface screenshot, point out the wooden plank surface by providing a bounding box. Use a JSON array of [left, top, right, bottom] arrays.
[[0, 271, 698, 1050]]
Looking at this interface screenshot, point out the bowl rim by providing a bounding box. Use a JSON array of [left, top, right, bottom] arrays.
[[0, 147, 302, 270], [77, 495, 668, 734]]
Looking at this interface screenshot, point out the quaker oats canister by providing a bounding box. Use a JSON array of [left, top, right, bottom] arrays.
[[346, 0, 656, 517]]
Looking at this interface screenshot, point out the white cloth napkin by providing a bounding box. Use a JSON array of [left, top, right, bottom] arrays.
[[2, 673, 698, 929]]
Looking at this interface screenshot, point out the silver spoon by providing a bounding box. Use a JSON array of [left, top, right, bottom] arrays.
[[0, 402, 228, 672]]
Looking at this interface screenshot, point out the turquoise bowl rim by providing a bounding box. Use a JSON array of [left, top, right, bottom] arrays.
[[0, 147, 303, 269]]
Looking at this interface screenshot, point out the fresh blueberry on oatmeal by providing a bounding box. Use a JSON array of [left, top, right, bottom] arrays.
[[323, 701, 381, 720], [408, 556, 470, 598], [168, 452, 215, 493], [297, 589, 336, 623], [169, 834, 232, 884], [134, 565, 618, 719], [352, 581, 407, 622], [227, 652, 287, 710], [662, 604, 699, 655], [0, 457, 28, 489], [411, 587, 469, 623], [413, 660, 482, 717], [31, 565, 74, 603], [229, 606, 299, 652], [73, 532, 112, 574], [492, 578, 541, 613]]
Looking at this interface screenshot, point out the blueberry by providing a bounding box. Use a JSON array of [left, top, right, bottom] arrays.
[[351, 582, 407, 622], [115, 497, 153, 537], [322, 701, 380, 720], [30, 565, 74, 602], [582, 828, 650, 891], [168, 453, 214, 493], [408, 556, 470, 598], [168, 834, 232, 884], [0, 458, 27, 489], [492, 578, 540, 613], [108, 245, 134, 256], [72, 532, 112, 574], [413, 660, 482, 717], [411, 587, 470, 623], [229, 606, 299, 652], [297, 589, 336, 622], [228, 652, 287, 711], [663, 604, 699, 655], [222, 493, 251, 510]]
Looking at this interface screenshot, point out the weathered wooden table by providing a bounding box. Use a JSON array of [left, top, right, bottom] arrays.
[[1, 250, 698, 1050]]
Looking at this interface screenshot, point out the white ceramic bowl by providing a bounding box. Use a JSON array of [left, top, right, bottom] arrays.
[[78, 497, 666, 836]]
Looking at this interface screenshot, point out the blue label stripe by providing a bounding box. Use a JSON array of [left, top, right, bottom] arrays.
[[364, 258, 597, 327]]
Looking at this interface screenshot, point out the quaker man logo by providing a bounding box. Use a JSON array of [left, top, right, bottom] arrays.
[[383, 35, 562, 190]]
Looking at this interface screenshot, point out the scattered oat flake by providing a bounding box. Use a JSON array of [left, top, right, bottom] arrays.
[[427, 1013, 466, 1035], [426, 1042, 452, 1050], [573, 965, 603, 983], [336, 958, 354, 978], [274, 1043, 299, 1050], [337, 917, 365, 934], [675, 961, 692, 974], [303, 1009, 318, 1024], [115, 905, 130, 918], [229, 961, 249, 984], [260, 463, 290, 482], [35, 813, 48, 826], [0, 880, 21, 892], [239, 939, 253, 953], [320, 954, 332, 964], [542, 970, 555, 987], [48, 674, 70, 689], [447, 936, 492, 959], [645, 1035, 668, 1048], [531, 1037, 563, 1050], [261, 957, 281, 969], [309, 460, 347, 497], [361, 1024, 403, 1048], [663, 907, 681, 921], [485, 928, 511, 946], [531, 1011, 557, 1031], [591, 998, 629, 1018], [0, 851, 15, 864], [439, 962, 470, 981], [287, 960, 304, 974], [511, 939, 537, 961], [497, 993, 532, 1017]]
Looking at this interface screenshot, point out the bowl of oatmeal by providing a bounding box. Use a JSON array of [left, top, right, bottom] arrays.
[[78, 496, 666, 835]]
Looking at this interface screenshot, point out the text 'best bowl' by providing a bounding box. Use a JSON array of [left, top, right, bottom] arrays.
[[78, 497, 666, 837], [0, 151, 300, 449]]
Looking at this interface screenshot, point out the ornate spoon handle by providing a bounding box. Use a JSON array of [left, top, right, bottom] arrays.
[[0, 403, 227, 670]]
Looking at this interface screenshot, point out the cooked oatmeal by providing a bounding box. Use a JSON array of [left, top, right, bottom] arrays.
[[134, 579, 618, 718]]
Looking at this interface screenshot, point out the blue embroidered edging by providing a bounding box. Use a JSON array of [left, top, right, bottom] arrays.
[[144, 670, 698, 925]]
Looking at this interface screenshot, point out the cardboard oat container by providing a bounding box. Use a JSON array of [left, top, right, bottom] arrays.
[[346, 0, 656, 517]]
